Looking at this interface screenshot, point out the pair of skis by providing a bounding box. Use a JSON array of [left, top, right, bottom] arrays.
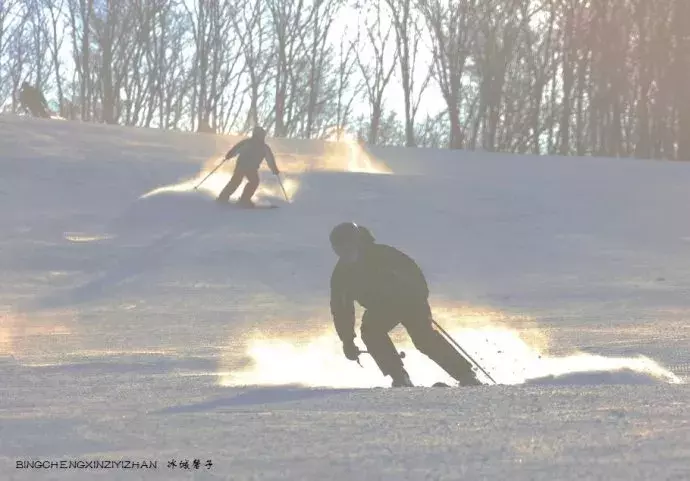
[[194, 156, 290, 203]]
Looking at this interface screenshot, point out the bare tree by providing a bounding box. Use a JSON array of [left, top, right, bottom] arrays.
[[24, 0, 51, 91], [266, 0, 309, 136], [511, 0, 558, 154], [353, 2, 398, 145], [418, 0, 477, 149], [0, 1, 27, 108], [183, 0, 210, 131], [302, 0, 341, 138], [670, 0, 689, 160], [6, 4, 33, 111], [9, 0, 690, 162], [40, 0, 67, 116], [329, 27, 361, 139], [184, 0, 245, 132], [230, 0, 273, 131], [129, 0, 194, 129], [90, 0, 137, 124], [66, 0, 94, 120], [383, 0, 430, 146], [467, 0, 522, 151], [0, 1, 15, 106], [415, 111, 450, 148]]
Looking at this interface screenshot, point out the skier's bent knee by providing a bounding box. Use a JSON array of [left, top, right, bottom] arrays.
[[409, 328, 442, 354], [360, 321, 385, 346]]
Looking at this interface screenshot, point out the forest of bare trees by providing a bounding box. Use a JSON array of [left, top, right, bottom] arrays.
[[1, 0, 688, 160]]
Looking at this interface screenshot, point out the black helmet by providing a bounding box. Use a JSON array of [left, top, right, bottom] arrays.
[[329, 222, 374, 255], [252, 126, 266, 140]]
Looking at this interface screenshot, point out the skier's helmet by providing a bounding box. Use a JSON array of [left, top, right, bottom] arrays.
[[252, 126, 266, 140], [329, 222, 374, 261]]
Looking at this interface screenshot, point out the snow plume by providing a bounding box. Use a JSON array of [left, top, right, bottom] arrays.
[[188, 168, 298, 203], [420, 304, 683, 386], [140, 136, 389, 204], [217, 329, 390, 388], [261, 136, 391, 175], [140, 155, 299, 203], [323, 134, 392, 174], [218, 305, 683, 388]]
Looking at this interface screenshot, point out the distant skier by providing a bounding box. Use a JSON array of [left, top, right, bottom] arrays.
[[328, 222, 482, 387], [216, 126, 280, 207], [18, 82, 50, 118]]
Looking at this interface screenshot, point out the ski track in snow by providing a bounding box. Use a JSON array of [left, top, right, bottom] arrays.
[[1, 113, 689, 480]]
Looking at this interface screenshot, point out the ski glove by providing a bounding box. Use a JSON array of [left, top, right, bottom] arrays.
[[342, 341, 360, 361]]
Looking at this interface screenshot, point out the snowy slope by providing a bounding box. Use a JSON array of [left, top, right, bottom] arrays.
[[1, 113, 689, 480]]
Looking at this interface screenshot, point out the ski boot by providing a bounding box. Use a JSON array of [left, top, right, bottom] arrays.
[[391, 370, 414, 387], [237, 197, 255, 208], [456, 370, 482, 386]]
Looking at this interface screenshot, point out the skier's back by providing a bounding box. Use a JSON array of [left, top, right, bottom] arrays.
[[328, 222, 482, 387], [18, 82, 49, 118], [217, 126, 279, 206]]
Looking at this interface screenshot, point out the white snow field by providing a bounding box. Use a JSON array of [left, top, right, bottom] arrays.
[[1, 113, 689, 480]]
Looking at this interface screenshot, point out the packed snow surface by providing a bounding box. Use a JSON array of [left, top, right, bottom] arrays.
[[1, 114, 688, 480]]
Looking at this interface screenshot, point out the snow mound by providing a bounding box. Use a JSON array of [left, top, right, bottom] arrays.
[[520, 353, 684, 386], [525, 368, 678, 385]]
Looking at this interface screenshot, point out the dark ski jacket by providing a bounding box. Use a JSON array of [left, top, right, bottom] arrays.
[[225, 137, 279, 174], [19, 83, 49, 117], [330, 242, 430, 343]]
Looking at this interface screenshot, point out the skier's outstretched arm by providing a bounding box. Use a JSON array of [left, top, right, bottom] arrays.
[[264, 145, 280, 175], [225, 139, 249, 159], [330, 265, 358, 360]]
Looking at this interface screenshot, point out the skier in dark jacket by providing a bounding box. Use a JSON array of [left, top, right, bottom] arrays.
[[329, 222, 482, 387], [18, 82, 50, 118], [216, 126, 280, 207]]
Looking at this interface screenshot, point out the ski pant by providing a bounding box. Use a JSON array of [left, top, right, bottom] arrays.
[[360, 302, 480, 385], [22, 101, 49, 118], [217, 168, 259, 203]]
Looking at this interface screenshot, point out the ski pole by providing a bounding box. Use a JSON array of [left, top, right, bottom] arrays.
[[359, 350, 405, 359], [431, 319, 497, 384], [194, 157, 228, 190], [275, 173, 289, 202], [356, 349, 405, 368]]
